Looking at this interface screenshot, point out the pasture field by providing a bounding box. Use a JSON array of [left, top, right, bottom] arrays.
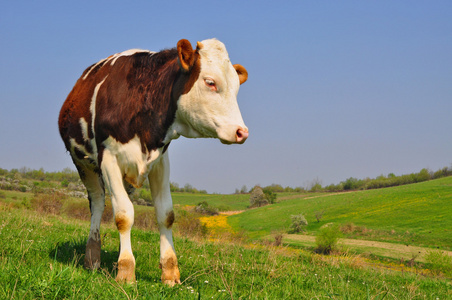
[[1, 205, 451, 299], [172, 193, 250, 211], [228, 177, 452, 250]]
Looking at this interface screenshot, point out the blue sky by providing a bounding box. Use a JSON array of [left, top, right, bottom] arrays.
[[1, 1, 451, 193]]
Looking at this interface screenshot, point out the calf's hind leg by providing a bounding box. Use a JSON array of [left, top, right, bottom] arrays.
[[149, 151, 180, 286], [76, 165, 106, 270]]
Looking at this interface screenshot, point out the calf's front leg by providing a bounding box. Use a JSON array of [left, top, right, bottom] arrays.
[[149, 151, 180, 286]]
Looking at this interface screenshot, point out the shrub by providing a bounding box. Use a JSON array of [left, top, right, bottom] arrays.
[[31, 191, 67, 215], [102, 202, 113, 223], [65, 202, 90, 221], [249, 186, 269, 208], [425, 250, 452, 276], [195, 201, 219, 215], [134, 210, 158, 231], [289, 213, 308, 233], [138, 189, 153, 205], [315, 210, 325, 222], [340, 222, 357, 234], [175, 210, 207, 238], [65, 201, 113, 223], [61, 179, 69, 187], [315, 224, 342, 254], [262, 188, 277, 204], [274, 232, 283, 246]]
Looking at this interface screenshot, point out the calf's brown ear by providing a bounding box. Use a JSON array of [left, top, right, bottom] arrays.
[[233, 64, 248, 85], [177, 39, 195, 72]]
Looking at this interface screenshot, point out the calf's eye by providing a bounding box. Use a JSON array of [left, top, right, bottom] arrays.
[[204, 78, 217, 91]]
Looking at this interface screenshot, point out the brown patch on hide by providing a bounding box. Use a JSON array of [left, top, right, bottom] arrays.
[[165, 210, 175, 228], [115, 212, 132, 233]]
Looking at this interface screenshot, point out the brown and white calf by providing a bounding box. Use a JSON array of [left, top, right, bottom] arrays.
[[58, 38, 248, 285]]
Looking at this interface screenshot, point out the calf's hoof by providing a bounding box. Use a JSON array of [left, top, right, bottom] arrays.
[[160, 257, 181, 286], [84, 238, 101, 270], [116, 258, 136, 283]]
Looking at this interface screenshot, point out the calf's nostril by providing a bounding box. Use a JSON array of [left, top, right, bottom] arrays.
[[236, 128, 249, 143]]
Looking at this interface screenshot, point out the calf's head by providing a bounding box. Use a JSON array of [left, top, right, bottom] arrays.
[[174, 38, 249, 144]]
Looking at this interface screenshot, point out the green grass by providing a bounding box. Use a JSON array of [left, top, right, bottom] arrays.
[[229, 177, 452, 249], [1, 207, 451, 299], [172, 193, 250, 211]]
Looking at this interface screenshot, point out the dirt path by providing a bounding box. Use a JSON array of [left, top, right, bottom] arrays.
[[278, 191, 354, 201], [284, 234, 452, 263], [219, 211, 244, 216]]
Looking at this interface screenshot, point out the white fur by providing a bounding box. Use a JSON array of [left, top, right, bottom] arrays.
[[83, 50, 154, 80], [102, 135, 162, 188], [109, 49, 154, 66], [148, 151, 177, 263], [82, 58, 108, 80], [100, 148, 135, 263], [174, 39, 247, 144], [79, 117, 89, 142]]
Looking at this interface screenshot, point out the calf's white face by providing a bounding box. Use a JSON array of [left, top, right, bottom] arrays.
[[175, 39, 249, 144]]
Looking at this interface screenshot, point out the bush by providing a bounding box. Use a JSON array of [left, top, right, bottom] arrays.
[[249, 186, 269, 208], [195, 201, 218, 215], [315, 210, 325, 222], [175, 210, 208, 238], [289, 213, 308, 233], [274, 232, 283, 246], [315, 224, 342, 254], [65, 202, 90, 221], [425, 250, 452, 276], [31, 191, 67, 215], [262, 188, 277, 204], [134, 210, 158, 231], [138, 189, 153, 205]]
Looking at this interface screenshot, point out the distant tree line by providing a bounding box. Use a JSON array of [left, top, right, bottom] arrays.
[[2, 164, 451, 195], [235, 184, 305, 194], [236, 165, 452, 194], [0, 167, 207, 194], [0, 167, 80, 183], [169, 182, 207, 194], [322, 166, 452, 192]]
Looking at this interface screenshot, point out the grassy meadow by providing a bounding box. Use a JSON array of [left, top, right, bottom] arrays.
[[0, 176, 452, 298], [1, 204, 451, 299], [172, 193, 250, 211], [228, 177, 452, 250]]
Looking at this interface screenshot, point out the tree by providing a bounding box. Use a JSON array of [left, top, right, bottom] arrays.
[[262, 187, 277, 204], [289, 214, 308, 233], [240, 185, 248, 194], [315, 224, 342, 254], [249, 186, 269, 208]]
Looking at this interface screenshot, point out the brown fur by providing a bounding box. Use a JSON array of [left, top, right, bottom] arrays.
[[159, 256, 180, 286], [116, 258, 136, 283], [115, 212, 132, 233], [58, 40, 202, 170], [165, 210, 175, 228], [233, 64, 248, 85], [177, 39, 196, 71]]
